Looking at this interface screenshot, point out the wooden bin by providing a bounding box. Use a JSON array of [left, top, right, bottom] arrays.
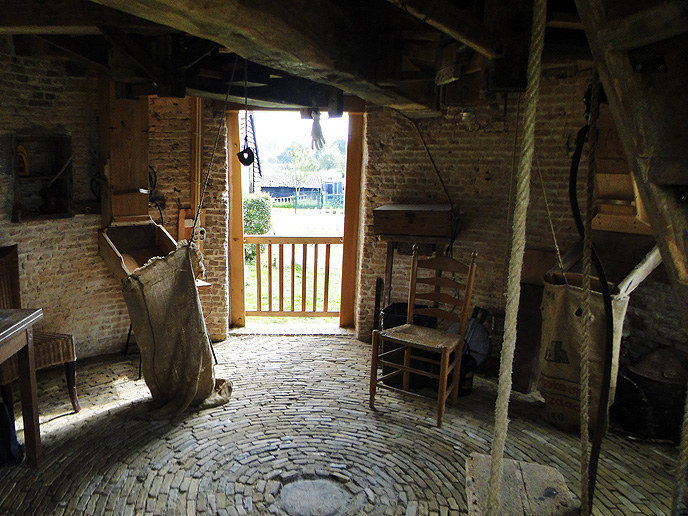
[[98, 218, 177, 282]]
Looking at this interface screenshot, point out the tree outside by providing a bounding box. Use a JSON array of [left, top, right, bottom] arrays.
[[315, 140, 346, 175], [278, 142, 318, 210]]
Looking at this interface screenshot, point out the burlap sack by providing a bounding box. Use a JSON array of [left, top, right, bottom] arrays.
[[537, 278, 629, 433], [123, 242, 231, 415]]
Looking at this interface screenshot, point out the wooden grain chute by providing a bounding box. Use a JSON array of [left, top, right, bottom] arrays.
[[97, 77, 178, 281], [98, 220, 177, 282]]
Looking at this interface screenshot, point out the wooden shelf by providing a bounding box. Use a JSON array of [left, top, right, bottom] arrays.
[[376, 234, 450, 244]]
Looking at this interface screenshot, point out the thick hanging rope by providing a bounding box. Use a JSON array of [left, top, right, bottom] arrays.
[[485, 0, 546, 513], [673, 384, 688, 513], [501, 94, 522, 306], [579, 72, 600, 516]]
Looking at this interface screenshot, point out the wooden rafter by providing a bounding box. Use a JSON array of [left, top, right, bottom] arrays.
[[0, 0, 166, 35], [85, 0, 434, 111], [384, 0, 503, 59], [575, 0, 688, 307]]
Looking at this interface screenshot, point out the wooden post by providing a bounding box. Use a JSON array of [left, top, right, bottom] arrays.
[[227, 111, 245, 327], [340, 113, 364, 327]]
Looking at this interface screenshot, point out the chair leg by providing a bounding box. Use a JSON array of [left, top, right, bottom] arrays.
[[370, 330, 380, 408], [1, 383, 14, 422], [437, 348, 450, 428], [450, 349, 463, 405], [402, 345, 411, 392], [64, 362, 81, 413]]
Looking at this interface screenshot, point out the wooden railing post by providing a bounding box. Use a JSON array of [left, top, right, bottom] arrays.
[[244, 236, 342, 317]]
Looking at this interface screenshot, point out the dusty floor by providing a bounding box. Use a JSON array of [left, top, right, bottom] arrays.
[[0, 334, 678, 515]]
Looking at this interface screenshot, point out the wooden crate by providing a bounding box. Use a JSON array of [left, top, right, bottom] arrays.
[[373, 204, 455, 240]]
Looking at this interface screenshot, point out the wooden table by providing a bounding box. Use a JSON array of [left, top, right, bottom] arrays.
[[0, 308, 43, 467]]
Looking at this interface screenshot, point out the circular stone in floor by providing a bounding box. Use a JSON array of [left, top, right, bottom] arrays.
[[281, 479, 352, 516]]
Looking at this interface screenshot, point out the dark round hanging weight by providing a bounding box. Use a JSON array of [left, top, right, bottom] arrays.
[[237, 147, 254, 166]]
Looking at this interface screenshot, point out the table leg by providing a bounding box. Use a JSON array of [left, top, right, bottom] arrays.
[[17, 327, 40, 467]]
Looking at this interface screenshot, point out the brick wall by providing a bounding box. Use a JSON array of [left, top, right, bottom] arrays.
[[148, 96, 192, 241], [197, 100, 229, 340], [1, 50, 231, 358], [147, 97, 230, 341], [1, 43, 681, 361], [0, 48, 130, 358], [355, 71, 687, 359]]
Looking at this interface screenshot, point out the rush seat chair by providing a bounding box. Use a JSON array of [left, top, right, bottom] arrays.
[[370, 247, 477, 427], [0, 245, 81, 420]]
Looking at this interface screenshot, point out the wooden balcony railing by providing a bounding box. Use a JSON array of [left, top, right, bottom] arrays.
[[243, 235, 343, 317]]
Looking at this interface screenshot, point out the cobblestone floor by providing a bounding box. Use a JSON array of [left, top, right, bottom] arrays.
[[0, 335, 677, 515]]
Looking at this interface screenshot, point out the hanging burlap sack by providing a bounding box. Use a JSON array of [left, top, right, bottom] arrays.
[[538, 276, 629, 433], [123, 242, 231, 416]]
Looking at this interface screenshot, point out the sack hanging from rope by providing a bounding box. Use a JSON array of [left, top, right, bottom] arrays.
[[538, 278, 629, 433], [123, 242, 231, 415]]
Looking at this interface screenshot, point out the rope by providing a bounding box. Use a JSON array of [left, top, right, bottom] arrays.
[[535, 158, 569, 284], [579, 71, 600, 516], [673, 384, 688, 514], [500, 93, 522, 309], [191, 55, 239, 244], [485, 0, 546, 513], [243, 59, 250, 153], [400, 113, 459, 254]]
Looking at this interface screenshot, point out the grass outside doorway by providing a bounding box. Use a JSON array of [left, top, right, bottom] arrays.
[[244, 251, 342, 325]]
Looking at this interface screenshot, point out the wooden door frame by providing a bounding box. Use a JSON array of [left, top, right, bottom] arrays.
[[339, 113, 364, 327], [227, 109, 365, 329], [228, 110, 245, 327]]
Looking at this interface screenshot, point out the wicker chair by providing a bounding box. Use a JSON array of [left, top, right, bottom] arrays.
[[0, 245, 81, 419]]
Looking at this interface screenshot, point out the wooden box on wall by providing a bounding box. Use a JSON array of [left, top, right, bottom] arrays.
[[12, 134, 73, 221], [373, 204, 455, 240]]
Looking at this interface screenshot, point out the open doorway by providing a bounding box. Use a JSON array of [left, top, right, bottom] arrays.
[[234, 110, 354, 333]]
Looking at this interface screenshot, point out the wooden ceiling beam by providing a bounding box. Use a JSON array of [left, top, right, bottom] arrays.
[[35, 35, 110, 69], [99, 26, 168, 85], [85, 0, 433, 111], [384, 0, 503, 59], [546, 12, 583, 30], [597, 0, 688, 51], [0, 0, 167, 35], [575, 0, 688, 309], [99, 26, 186, 96], [168, 38, 220, 71]]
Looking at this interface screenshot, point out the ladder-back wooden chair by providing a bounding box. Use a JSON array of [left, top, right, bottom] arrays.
[[370, 247, 477, 427], [0, 245, 80, 419]]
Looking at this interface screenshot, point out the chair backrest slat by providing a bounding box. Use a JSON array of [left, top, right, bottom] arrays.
[[0, 245, 21, 310], [417, 255, 471, 274], [407, 248, 477, 337], [416, 276, 467, 290], [413, 307, 464, 323], [415, 291, 462, 307]]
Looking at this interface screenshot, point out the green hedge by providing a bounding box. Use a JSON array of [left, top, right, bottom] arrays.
[[243, 193, 272, 261]]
